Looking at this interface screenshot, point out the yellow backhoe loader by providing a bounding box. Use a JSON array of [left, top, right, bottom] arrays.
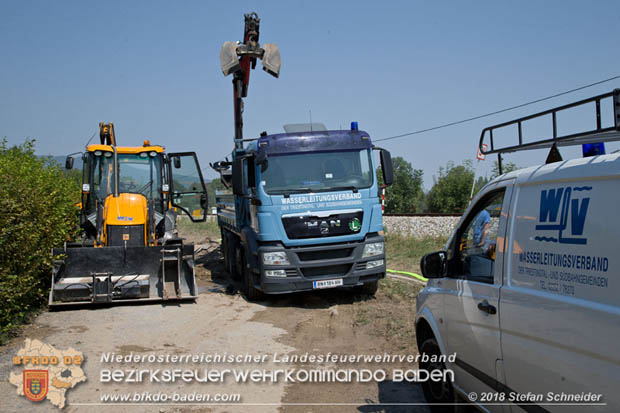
[[50, 123, 208, 306]]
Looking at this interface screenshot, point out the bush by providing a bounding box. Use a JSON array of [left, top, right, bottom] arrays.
[[0, 139, 79, 341]]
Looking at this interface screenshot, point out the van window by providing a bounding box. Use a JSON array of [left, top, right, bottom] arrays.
[[454, 190, 505, 283]]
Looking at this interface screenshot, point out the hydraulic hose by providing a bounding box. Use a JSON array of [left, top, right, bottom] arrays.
[[386, 268, 427, 283]]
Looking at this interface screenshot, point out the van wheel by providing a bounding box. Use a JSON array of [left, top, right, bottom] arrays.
[[241, 250, 265, 301], [355, 280, 378, 295], [419, 337, 454, 412]]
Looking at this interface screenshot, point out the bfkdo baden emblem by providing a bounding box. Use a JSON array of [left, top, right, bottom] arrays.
[[23, 370, 48, 402]]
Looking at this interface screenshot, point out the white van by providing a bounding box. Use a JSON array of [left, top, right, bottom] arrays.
[[415, 90, 620, 412]]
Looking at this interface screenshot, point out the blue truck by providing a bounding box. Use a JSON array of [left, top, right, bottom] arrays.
[[213, 13, 394, 299], [215, 125, 394, 299]]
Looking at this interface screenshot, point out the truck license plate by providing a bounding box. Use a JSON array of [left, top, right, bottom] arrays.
[[312, 279, 343, 289]]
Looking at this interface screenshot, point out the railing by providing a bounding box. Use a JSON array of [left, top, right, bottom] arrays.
[[479, 89, 620, 155]]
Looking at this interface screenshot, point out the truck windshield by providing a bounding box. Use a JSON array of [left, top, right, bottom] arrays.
[[91, 151, 163, 204], [261, 149, 373, 194]]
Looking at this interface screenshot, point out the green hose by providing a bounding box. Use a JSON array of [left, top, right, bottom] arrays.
[[386, 269, 428, 283]]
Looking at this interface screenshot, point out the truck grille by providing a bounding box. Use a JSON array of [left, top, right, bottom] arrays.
[[282, 210, 363, 239], [301, 264, 351, 279], [296, 248, 353, 262]]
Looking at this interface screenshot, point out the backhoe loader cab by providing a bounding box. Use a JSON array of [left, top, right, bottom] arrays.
[[51, 124, 208, 306]]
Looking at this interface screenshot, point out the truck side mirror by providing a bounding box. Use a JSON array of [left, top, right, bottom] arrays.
[[256, 151, 267, 164], [65, 156, 74, 170], [256, 151, 268, 173], [200, 193, 208, 209], [380, 149, 394, 186], [232, 159, 244, 196], [420, 251, 447, 279], [173, 156, 181, 169], [247, 157, 256, 188]]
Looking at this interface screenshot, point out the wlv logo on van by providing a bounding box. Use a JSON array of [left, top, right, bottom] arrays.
[[534, 186, 591, 244]]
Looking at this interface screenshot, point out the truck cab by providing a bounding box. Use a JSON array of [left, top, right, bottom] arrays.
[[216, 127, 393, 299]]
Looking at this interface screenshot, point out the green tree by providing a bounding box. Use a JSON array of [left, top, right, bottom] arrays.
[[472, 175, 490, 197], [0, 139, 80, 341], [206, 178, 227, 210], [427, 160, 475, 213], [471, 160, 521, 198], [492, 160, 519, 178], [377, 156, 424, 213]]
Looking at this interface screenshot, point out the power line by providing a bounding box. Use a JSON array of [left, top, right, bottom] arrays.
[[375, 74, 620, 143]]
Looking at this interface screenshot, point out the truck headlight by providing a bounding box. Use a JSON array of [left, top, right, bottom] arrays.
[[366, 259, 384, 269], [362, 242, 384, 258], [262, 252, 290, 265], [265, 270, 287, 277]]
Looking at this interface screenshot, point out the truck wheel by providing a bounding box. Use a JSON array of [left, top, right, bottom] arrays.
[[241, 250, 265, 301], [221, 231, 230, 273], [419, 337, 454, 412], [355, 280, 378, 295], [233, 245, 244, 280]]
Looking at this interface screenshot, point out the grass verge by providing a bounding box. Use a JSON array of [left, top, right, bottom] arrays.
[[385, 234, 448, 274], [176, 216, 221, 242]]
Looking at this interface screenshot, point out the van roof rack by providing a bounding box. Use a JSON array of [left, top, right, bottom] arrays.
[[479, 89, 620, 172]]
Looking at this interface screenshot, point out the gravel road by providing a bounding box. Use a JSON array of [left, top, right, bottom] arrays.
[[0, 235, 430, 413]]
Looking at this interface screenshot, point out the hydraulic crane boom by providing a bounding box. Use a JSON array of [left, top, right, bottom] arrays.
[[219, 12, 281, 149], [99, 122, 116, 145]]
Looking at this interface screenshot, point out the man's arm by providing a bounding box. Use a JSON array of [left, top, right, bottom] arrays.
[[478, 222, 490, 247]]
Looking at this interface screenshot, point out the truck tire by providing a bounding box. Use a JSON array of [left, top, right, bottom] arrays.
[[221, 230, 231, 274], [241, 249, 265, 301], [419, 337, 454, 412], [355, 280, 378, 295], [233, 245, 244, 280]]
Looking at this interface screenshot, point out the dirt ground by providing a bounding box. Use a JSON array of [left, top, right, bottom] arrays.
[[0, 228, 430, 413]]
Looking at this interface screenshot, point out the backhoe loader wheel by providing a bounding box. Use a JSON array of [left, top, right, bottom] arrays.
[[241, 249, 264, 301]]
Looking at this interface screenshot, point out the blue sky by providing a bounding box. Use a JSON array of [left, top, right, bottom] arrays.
[[2, 0, 619, 188]]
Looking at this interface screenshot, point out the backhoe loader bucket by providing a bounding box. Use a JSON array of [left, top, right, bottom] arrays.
[[49, 242, 197, 307]]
